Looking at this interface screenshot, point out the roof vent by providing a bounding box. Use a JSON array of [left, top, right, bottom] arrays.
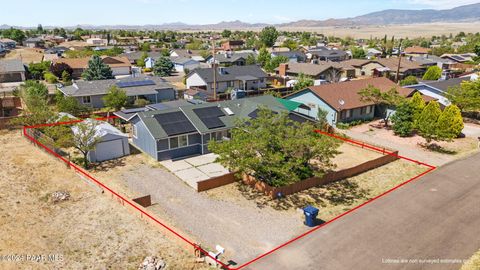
[[224, 107, 234, 115]]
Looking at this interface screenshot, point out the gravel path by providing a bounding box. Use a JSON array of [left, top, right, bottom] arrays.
[[121, 164, 306, 264]]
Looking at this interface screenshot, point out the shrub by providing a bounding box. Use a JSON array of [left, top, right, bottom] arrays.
[[44, 72, 58, 83], [134, 98, 150, 107], [399, 75, 418, 86]]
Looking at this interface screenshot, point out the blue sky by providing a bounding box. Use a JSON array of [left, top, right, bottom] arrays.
[[2, 0, 479, 26]]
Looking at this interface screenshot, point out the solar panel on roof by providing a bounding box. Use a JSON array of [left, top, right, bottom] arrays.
[[116, 80, 156, 88], [154, 112, 196, 136], [193, 107, 226, 129], [450, 55, 464, 61]]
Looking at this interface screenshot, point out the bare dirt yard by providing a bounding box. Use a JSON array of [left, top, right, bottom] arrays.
[[344, 120, 480, 166], [5, 47, 44, 64], [0, 129, 209, 270]]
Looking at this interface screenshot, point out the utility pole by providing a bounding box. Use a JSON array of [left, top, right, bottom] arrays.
[[211, 37, 217, 101], [395, 38, 403, 83]]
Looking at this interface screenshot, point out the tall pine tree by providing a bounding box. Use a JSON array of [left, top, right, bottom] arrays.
[[82, 55, 114, 81]]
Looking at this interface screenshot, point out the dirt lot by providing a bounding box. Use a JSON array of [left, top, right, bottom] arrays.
[[0, 130, 209, 270], [5, 48, 44, 64], [331, 142, 383, 170]]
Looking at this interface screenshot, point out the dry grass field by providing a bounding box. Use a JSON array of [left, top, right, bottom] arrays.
[[0, 129, 209, 270]]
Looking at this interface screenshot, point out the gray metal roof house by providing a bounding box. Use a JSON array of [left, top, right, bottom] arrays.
[[127, 95, 313, 160], [58, 75, 176, 109], [0, 59, 26, 83]]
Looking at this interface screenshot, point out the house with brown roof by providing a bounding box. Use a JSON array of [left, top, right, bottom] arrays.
[[221, 40, 244, 51], [276, 62, 350, 82], [374, 57, 426, 79], [404, 46, 430, 56], [52, 56, 131, 79], [284, 77, 430, 126]]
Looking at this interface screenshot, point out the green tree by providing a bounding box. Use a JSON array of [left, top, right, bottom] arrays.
[[293, 73, 314, 91], [259, 26, 278, 47], [15, 81, 52, 126], [256, 47, 271, 67], [208, 108, 340, 187], [436, 105, 464, 141], [350, 47, 366, 59], [82, 55, 114, 81], [61, 70, 72, 85], [417, 101, 442, 144], [221, 29, 232, 38], [358, 85, 404, 126], [28, 61, 51, 80], [409, 92, 425, 128], [265, 55, 289, 72], [282, 39, 298, 51], [317, 108, 329, 131], [41, 117, 74, 148], [246, 54, 256, 65], [55, 90, 88, 116], [399, 75, 418, 86], [136, 51, 148, 67], [152, 57, 174, 76], [422, 66, 442, 80], [102, 85, 127, 111], [391, 101, 415, 137], [2, 28, 26, 43], [140, 42, 151, 52], [447, 79, 480, 112], [44, 72, 58, 83], [72, 120, 101, 169]]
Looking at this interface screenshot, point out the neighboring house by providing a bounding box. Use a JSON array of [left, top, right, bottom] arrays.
[[0, 43, 5, 56], [0, 38, 17, 49], [44, 46, 69, 56], [127, 95, 312, 160], [186, 65, 267, 97], [440, 53, 477, 63], [306, 46, 348, 62], [405, 76, 474, 106], [170, 49, 205, 62], [86, 38, 108, 46], [170, 57, 200, 72], [0, 59, 26, 83], [285, 77, 426, 126], [57, 75, 176, 108], [275, 62, 347, 82], [271, 51, 306, 63], [411, 55, 454, 70], [366, 48, 382, 59], [24, 37, 45, 48], [120, 51, 162, 64], [404, 46, 430, 57], [206, 52, 255, 66], [52, 56, 132, 79], [374, 57, 426, 79], [221, 40, 244, 51], [72, 119, 130, 163], [340, 59, 384, 77]]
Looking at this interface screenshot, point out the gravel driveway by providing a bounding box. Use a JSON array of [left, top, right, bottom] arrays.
[[120, 163, 306, 264]]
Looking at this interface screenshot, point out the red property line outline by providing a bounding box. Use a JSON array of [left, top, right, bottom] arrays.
[[23, 119, 436, 270]]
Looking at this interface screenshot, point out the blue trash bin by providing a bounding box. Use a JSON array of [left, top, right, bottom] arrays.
[[303, 205, 319, 227]]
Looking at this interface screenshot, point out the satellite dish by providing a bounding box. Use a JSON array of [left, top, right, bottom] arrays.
[[338, 99, 345, 106]]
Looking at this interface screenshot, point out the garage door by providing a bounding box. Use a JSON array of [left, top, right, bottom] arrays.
[[95, 139, 125, 162]]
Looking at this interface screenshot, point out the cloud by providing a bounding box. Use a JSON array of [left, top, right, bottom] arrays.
[[406, 0, 480, 9]]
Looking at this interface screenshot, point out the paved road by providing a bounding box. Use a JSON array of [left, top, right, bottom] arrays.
[[244, 153, 480, 270]]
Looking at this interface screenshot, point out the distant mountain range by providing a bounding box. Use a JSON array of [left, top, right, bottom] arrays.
[[2, 3, 480, 30]]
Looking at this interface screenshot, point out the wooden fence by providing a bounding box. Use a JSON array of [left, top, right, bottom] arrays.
[[196, 172, 236, 192], [242, 150, 400, 198]]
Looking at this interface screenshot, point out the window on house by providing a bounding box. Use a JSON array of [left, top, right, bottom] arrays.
[[226, 81, 232, 87], [132, 125, 137, 138], [82, 96, 91, 104], [361, 107, 366, 115], [178, 135, 188, 147], [368, 106, 373, 114], [169, 137, 178, 149], [340, 109, 351, 119]]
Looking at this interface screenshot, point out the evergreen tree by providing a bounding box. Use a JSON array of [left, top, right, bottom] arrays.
[[437, 105, 464, 141], [391, 101, 415, 137], [259, 26, 278, 47], [152, 57, 174, 76], [82, 55, 114, 81], [417, 101, 442, 144], [61, 70, 72, 85], [409, 92, 425, 128]]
